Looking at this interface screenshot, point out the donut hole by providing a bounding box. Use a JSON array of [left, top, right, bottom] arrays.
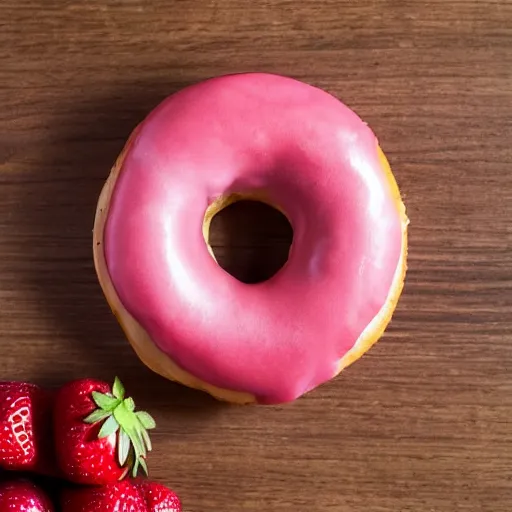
[[207, 199, 293, 284]]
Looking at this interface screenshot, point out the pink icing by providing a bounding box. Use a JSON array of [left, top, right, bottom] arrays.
[[103, 73, 403, 404]]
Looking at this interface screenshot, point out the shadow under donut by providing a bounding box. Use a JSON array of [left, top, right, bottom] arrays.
[[14, 78, 231, 421]]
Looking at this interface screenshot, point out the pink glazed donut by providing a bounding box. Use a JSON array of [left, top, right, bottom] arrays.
[[93, 73, 408, 404]]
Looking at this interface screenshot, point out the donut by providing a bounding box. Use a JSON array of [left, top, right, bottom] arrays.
[[93, 73, 408, 405]]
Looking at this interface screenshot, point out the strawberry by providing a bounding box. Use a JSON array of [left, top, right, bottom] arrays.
[[135, 479, 182, 512], [61, 479, 182, 512], [61, 481, 146, 512], [0, 382, 56, 475], [0, 479, 54, 511], [54, 377, 155, 485]]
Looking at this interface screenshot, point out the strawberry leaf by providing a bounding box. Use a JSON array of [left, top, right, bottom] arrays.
[[136, 411, 156, 429], [137, 428, 147, 455], [92, 391, 120, 411], [131, 426, 147, 458], [113, 402, 146, 458], [139, 457, 149, 476], [112, 377, 125, 400], [113, 401, 131, 427], [98, 415, 120, 438], [124, 397, 135, 412], [132, 458, 140, 478], [141, 427, 152, 452], [118, 428, 131, 466], [84, 409, 111, 424]]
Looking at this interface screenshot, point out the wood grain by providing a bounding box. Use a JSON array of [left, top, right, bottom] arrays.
[[1, 0, 511, 510]]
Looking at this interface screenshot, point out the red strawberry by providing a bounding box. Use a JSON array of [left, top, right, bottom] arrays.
[[54, 377, 155, 485], [0, 382, 56, 475], [61, 479, 181, 512], [135, 479, 182, 512], [61, 481, 146, 512], [0, 479, 54, 512]]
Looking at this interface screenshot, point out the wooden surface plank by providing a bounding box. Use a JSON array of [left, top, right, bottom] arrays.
[[1, 1, 511, 510]]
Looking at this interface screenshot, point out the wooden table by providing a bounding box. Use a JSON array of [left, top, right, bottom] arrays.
[[1, 1, 511, 510]]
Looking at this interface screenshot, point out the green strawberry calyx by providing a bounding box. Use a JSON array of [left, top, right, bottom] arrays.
[[84, 377, 156, 478]]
